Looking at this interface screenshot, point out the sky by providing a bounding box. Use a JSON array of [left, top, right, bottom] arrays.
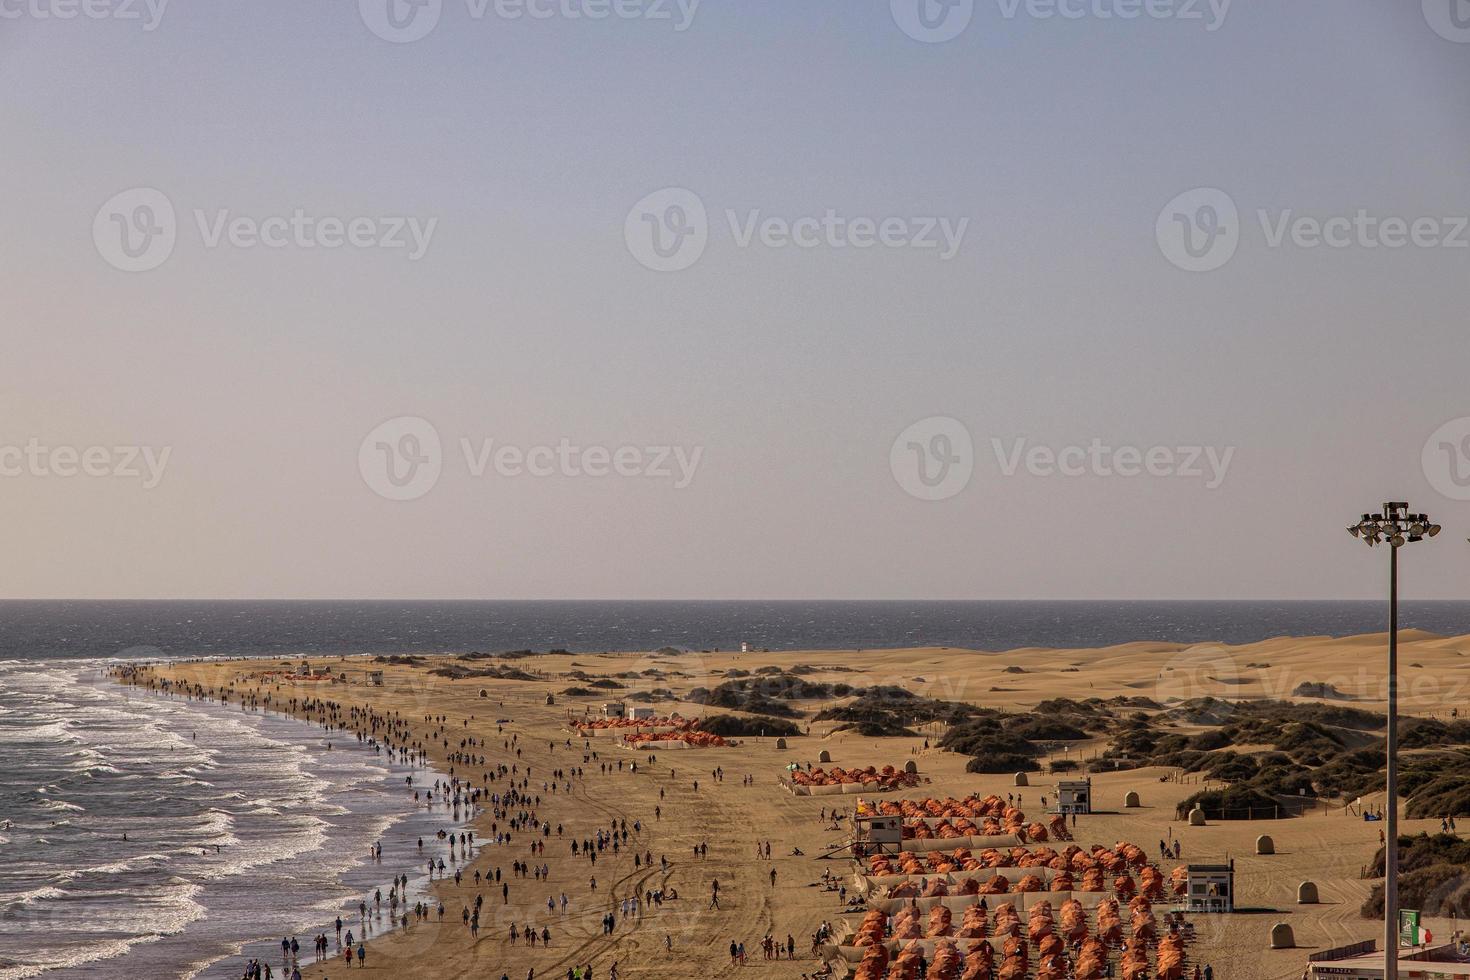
[[2, 0, 1470, 600]]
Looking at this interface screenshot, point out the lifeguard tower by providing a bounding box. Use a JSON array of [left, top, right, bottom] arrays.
[[1184, 861, 1235, 913], [1055, 778, 1093, 815], [848, 808, 904, 858]]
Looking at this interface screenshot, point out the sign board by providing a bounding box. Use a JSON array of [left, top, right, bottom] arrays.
[[1400, 908, 1421, 948]]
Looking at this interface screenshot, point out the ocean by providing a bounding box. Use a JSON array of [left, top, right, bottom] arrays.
[[3, 599, 1469, 978], [5, 599, 1470, 661], [0, 656, 467, 980]]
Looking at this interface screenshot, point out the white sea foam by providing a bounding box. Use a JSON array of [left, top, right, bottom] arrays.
[[0, 659, 452, 980]]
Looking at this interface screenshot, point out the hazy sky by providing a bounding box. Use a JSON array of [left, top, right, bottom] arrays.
[[3, 0, 1470, 599]]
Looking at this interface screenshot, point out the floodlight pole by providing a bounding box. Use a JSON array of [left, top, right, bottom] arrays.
[[1387, 539, 1399, 980], [1347, 502, 1441, 980]]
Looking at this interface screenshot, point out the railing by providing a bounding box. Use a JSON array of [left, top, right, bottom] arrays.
[[1309, 940, 1376, 962]]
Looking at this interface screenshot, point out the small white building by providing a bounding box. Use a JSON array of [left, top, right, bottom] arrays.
[[601, 702, 626, 719], [1054, 778, 1093, 815], [628, 706, 655, 720], [1184, 861, 1235, 914], [850, 812, 904, 857], [367, 670, 385, 687]]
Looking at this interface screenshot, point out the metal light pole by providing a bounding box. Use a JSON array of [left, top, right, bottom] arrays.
[[1348, 503, 1441, 980]]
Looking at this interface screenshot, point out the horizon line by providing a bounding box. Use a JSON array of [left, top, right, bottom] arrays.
[[0, 597, 1462, 604]]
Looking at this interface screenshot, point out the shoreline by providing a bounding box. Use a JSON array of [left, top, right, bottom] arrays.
[[103, 665, 475, 980], [0, 660, 467, 980]]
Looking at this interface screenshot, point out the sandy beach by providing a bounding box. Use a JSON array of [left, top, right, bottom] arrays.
[[119, 631, 1470, 980]]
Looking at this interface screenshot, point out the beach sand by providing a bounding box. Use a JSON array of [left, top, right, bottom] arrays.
[[132, 630, 1470, 980]]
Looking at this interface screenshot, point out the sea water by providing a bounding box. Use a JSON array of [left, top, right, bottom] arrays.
[[0, 658, 466, 979]]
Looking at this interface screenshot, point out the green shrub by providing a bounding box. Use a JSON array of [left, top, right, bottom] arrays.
[[699, 714, 801, 738], [1176, 786, 1284, 819], [967, 752, 1039, 774]]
